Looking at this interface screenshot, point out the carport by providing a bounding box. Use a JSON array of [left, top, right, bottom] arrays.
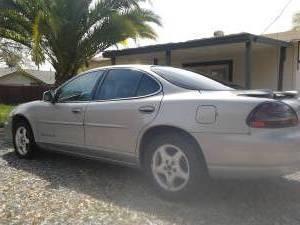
[[103, 33, 291, 90]]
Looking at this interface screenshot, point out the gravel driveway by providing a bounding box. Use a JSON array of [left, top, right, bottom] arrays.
[[1, 132, 300, 225]]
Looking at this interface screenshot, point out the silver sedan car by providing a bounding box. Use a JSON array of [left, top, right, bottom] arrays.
[[4, 65, 300, 199]]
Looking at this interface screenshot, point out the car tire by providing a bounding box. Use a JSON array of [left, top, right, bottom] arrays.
[[144, 132, 209, 200], [13, 120, 37, 159]]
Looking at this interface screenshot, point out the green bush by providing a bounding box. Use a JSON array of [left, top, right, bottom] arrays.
[[0, 104, 14, 128]]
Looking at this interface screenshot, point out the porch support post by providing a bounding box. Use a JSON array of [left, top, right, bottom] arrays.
[[245, 41, 252, 89], [165, 50, 171, 66], [278, 46, 287, 91], [111, 56, 116, 65]]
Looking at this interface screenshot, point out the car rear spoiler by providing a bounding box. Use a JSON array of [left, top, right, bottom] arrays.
[[273, 90, 299, 99], [236, 90, 299, 99]]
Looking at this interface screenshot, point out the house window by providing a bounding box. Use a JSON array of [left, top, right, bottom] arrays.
[[182, 60, 233, 82]]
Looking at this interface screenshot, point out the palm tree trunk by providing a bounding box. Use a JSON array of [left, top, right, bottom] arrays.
[[54, 65, 79, 86], [55, 72, 74, 86]]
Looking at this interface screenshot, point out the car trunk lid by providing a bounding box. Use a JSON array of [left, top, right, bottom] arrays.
[[235, 89, 300, 117]]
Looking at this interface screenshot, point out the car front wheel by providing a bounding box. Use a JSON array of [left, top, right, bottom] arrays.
[[13, 121, 37, 159]]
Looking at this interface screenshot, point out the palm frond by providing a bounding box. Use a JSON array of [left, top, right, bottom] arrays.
[[0, 0, 161, 84], [293, 11, 300, 31]]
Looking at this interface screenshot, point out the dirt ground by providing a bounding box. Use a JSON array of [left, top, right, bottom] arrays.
[[1, 135, 300, 225]]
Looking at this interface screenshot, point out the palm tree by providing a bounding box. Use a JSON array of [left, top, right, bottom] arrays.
[[0, 0, 161, 84], [293, 11, 300, 31], [0, 39, 24, 68]]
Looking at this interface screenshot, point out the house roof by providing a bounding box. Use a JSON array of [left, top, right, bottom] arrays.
[[102, 32, 291, 58], [264, 30, 300, 42], [0, 68, 55, 85]]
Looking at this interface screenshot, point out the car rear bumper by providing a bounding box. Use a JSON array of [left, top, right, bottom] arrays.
[[191, 125, 300, 178]]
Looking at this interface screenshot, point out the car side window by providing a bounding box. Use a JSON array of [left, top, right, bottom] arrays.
[[137, 74, 160, 96], [57, 71, 103, 102], [95, 69, 143, 100]]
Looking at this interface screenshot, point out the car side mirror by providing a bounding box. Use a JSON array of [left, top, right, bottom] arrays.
[[43, 90, 56, 103]]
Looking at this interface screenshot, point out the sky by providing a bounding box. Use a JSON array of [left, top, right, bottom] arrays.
[[137, 0, 300, 45], [38, 0, 300, 70]]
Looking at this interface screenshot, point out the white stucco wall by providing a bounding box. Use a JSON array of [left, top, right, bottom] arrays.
[[113, 48, 248, 86], [281, 43, 299, 91], [251, 47, 279, 90]]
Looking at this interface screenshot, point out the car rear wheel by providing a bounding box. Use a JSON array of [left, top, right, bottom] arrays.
[[13, 121, 37, 159], [144, 132, 208, 200]]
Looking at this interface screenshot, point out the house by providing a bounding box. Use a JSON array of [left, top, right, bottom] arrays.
[[99, 31, 300, 91], [0, 68, 55, 86]]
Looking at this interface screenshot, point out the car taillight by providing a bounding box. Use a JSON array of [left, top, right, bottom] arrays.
[[247, 101, 298, 128]]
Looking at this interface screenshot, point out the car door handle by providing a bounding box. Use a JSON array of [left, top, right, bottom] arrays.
[[71, 108, 82, 114], [139, 106, 155, 113]]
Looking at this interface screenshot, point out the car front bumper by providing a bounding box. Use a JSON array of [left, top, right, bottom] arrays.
[[192, 125, 300, 178]]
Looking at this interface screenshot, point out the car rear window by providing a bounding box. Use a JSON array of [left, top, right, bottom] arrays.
[[137, 74, 160, 96], [151, 66, 233, 91]]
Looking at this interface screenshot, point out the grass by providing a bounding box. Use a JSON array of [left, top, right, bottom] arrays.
[[0, 104, 14, 128]]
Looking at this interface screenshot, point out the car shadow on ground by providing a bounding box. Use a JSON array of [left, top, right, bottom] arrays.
[[2, 149, 300, 225]]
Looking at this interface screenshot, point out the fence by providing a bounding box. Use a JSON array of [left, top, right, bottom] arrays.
[[0, 85, 53, 104]]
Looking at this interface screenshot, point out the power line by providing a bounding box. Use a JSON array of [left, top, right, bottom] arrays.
[[261, 0, 294, 34]]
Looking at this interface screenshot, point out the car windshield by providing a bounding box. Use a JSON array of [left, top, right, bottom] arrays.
[[151, 66, 234, 91]]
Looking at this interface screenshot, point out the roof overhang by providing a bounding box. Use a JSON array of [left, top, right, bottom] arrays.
[[0, 69, 42, 83], [103, 33, 291, 58]]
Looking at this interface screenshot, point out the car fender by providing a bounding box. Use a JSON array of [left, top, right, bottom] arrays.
[[10, 101, 45, 142]]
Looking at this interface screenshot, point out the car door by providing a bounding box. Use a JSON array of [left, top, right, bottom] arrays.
[[37, 70, 104, 147], [84, 68, 163, 156]]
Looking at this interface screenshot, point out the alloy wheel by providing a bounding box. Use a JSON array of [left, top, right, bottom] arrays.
[[15, 126, 30, 156], [151, 144, 190, 192]]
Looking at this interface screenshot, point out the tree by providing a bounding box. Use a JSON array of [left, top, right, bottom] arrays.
[[0, 39, 24, 68], [0, 0, 161, 84], [292, 11, 300, 31]]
